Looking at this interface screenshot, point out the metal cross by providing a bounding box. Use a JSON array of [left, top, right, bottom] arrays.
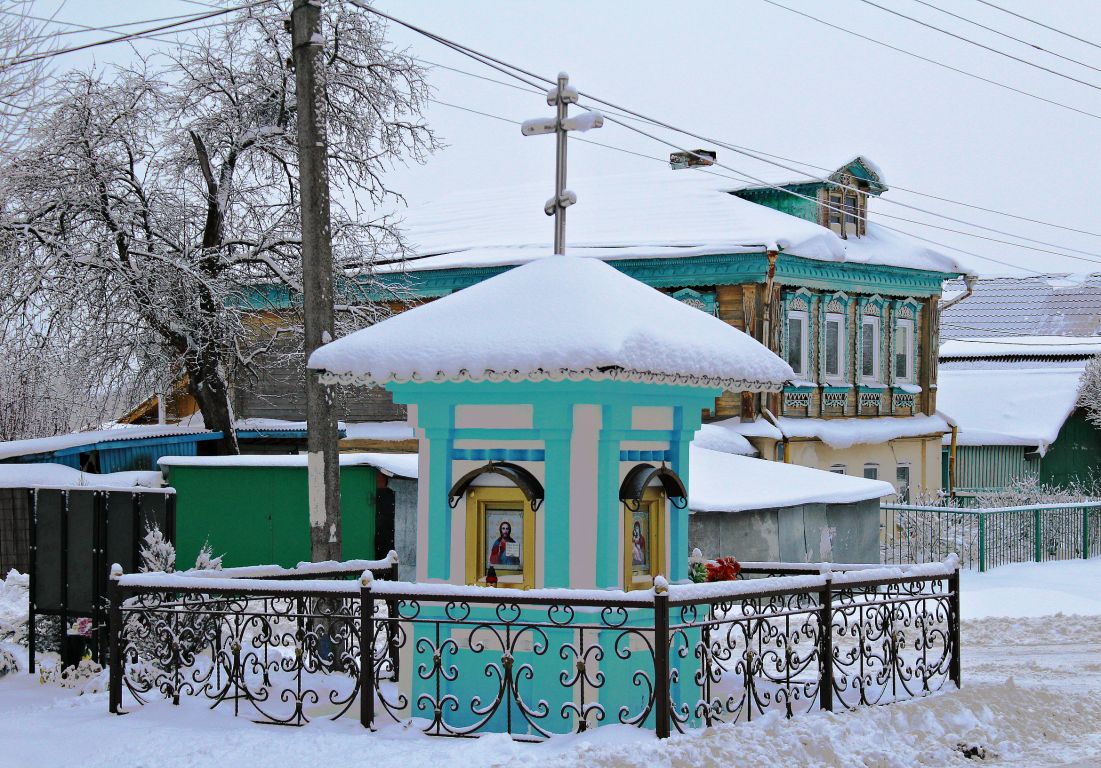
[[522, 72, 604, 255]]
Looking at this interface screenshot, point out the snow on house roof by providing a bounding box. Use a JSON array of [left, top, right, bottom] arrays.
[[374, 169, 961, 275], [310, 255, 794, 392], [688, 445, 894, 513], [0, 463, 168, 491], [768, 414, 952, 449], [158, 452, 418, 478], [0, 423, 217, 462], [342, 421, 416, 442], [941, 275, 1101, 339], [936, 367, 1085, 452], [940, 336, 1101, 360]]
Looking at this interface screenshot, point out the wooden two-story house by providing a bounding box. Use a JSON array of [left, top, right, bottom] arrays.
[[131, 155, 968, 499]]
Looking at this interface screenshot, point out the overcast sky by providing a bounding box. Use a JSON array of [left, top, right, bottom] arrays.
[[42, 0, 1101, 277]]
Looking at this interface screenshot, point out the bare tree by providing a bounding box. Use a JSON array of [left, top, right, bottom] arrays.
[[0, 3, 436, 452], [0, 0, 54, 156]]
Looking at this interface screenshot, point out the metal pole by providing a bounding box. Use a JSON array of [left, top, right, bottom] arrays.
[[653, 586, 670, 739], [948, 566, 962, 689], [553, 72, 568, 255], [291, 0, 342, 561], [108, 566, 123, 714], [360, 577, 375, 729], [818, 577, 834, 711]]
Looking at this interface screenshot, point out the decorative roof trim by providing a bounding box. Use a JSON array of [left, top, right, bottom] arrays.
[[316, 366, 786, 393]]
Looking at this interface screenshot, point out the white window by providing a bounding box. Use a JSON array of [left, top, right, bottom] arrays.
[[786, 309, 809, 378], [861, 316, 880, 381], [895, 319, 914, 383], [896, 464, 911, 503], [824, 312, 846, 381], [863, 464, 879, 480], [829, 464, 846, 475]]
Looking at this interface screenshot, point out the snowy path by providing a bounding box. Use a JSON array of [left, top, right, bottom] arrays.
[[2, 560, 1101, 767]]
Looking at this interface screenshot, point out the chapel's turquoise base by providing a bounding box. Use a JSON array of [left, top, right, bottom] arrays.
[[398, 605, 700, 736]]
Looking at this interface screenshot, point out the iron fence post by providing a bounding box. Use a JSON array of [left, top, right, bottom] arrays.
[[653, 587, 670, 739], [948, 566, 961, 689], [108, 565, 123, 714], [1034, 508, 1043, 563], [360, 572, 375, 730], [1083, 508, 1091, 561], [978, 514, 986, 573], [818, 576, 834, 712]]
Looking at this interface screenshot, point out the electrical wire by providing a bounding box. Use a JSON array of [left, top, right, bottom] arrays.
[[0, 0, 274, 67], [909, 0, 1101, 75], [757, 0, 1101, 121], [415, 53, 1101, 240], [855, 0, 1101, 91], [973, 0, 1101, 53], [348, 0, 1088, 275]]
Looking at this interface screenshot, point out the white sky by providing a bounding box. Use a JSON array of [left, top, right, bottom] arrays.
[[35, 0, 1101, 277]]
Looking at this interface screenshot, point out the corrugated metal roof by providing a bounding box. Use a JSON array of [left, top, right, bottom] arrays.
[[942, 275, 1101, 339]]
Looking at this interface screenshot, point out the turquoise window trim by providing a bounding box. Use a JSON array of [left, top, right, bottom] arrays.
[[822, 385, 853, 393], [783, 384, 817, 394], [670, 288, 717, 316], [781, 288, 813, 379], [857, 383, 888, 392], [820, 291, 852, 386]]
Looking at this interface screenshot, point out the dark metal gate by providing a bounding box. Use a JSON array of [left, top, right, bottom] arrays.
[[29, 487, 176, 670]]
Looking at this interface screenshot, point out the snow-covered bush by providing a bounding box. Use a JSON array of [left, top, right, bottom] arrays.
[[127, 527, 222, 677], [1079, 354, 1101, 431], [0, 568, 28, 645], [0, 646, 17, 677]]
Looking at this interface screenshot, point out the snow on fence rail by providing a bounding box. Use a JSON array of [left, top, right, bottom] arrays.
[[881, 502, 1101, 572], [106, 558, 961, 740]]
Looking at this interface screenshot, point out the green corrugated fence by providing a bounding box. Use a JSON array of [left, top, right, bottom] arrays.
[[881, 502, 1101, 572]]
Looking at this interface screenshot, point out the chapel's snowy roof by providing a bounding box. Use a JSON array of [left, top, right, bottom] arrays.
[[941, 275, 1101, 339], [0, 423, 216, 462], [940, 336, 1101, 360], [309, 255, 795, 391], [373, 169, 962, 275], [767, 413, 952, 449], [936, 367, 1085, 452], [688, 446, 895, 513]]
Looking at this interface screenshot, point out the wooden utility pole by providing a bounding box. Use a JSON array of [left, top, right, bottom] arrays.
[[291, 0, 341, 561]]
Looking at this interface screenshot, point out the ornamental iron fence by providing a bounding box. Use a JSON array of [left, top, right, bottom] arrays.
[[108, 558, 960, 740], [881, 502, 1101, 571]]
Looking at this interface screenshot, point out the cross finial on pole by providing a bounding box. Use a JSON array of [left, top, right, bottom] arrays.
[[521, 73, 603, 255]]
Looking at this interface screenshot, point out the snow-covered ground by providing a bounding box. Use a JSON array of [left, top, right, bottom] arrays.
[[2, 559, 1100, 767]]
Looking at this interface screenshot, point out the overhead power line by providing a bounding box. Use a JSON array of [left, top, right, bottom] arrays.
[[757, 0, 1101, 121], [910, 0, 1101, 75], [973, 0, 1101, 53], [347, 0, 1101, 275], [418, 53, 1101, 241], [0, 0, 273, 67], [855, 0, 1101, 91]]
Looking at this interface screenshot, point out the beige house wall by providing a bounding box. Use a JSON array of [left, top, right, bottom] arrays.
[[752, 435, 943, 499]]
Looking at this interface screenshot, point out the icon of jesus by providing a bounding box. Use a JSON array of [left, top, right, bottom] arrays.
[[489, 520, 520, 567]]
